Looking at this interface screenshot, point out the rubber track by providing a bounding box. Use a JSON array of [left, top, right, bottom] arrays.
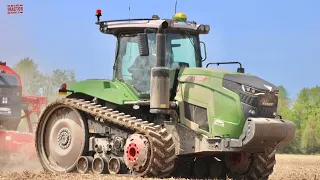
[[39, 98, 177, 178]]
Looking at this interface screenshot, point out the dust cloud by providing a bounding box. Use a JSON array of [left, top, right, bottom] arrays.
[[0, 149, 42, 173], [0, 114, 43, 173]]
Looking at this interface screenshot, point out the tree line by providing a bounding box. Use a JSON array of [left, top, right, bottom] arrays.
[[277, 85, 320, 154], [12, 57, 318, 154], [12, 57, 76, 102]]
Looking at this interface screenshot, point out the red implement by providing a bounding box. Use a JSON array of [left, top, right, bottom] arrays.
[[0, 95, 47, 161], [0, 61, 47, 163], [0, 130, 36, 158]]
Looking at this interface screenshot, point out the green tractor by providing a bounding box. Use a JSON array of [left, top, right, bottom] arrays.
[[35, 10, 296, 179]]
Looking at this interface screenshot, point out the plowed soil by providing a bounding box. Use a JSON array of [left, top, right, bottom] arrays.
[[0, 154, 319, 180]]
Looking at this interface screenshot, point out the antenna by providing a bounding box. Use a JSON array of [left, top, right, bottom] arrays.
[[129, 0, 131, 20], [174, 0, 178, 14]]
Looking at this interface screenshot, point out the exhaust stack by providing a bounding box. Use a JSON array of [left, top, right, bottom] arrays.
[[150, 21, 170, 114]]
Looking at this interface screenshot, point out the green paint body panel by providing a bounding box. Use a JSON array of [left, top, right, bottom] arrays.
[[175, 68, 246, 138], [68, 79, 140, 104], [67, 67, 251, 139]]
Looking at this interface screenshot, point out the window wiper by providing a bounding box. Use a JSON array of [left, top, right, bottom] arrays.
[[184, 31, 202, 62]]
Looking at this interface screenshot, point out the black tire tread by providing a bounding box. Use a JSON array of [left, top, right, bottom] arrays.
[[230, 148, 276, 180]]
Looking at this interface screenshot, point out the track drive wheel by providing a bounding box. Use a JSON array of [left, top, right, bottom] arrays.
[[225, 148, 276, 180], [35, 104, 89, 173], [124, 133, 176, 177]]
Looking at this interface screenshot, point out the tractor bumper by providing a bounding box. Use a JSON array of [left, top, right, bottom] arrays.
[[167, 117, 296, 155], [230, 117, 296, 151]]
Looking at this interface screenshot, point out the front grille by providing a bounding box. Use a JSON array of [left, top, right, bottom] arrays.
[[240, 92, 278, 118], [256, 106, 277, 117], [239, 92, 258, 106], [257, 92, 278, 107], [257, 92, 278, 117]]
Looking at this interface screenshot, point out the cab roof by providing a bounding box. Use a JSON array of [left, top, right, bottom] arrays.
[[95, 15, 210, 36]]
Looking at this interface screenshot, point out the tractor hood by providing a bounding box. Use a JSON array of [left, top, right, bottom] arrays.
[[223, 74, 278, 92], [178, 68, 278, 92]]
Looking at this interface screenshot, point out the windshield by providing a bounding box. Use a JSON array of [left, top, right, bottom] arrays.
[[116, 32, 201, 94], [0, 74, 20, 87]]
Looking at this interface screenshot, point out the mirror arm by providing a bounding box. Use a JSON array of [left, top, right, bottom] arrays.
[[205, 62, 245, 73]]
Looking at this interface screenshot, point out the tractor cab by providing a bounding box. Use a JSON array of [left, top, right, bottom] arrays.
[[95, 11, 210, 95]]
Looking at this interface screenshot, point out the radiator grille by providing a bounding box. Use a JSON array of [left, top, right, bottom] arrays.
[[240, 92, 278, 118]]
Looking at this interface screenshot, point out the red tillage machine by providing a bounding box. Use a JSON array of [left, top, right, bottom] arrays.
[[0, 61, 47, 163]]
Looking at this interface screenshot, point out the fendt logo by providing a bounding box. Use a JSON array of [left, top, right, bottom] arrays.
[[7, 4, 24, 14]]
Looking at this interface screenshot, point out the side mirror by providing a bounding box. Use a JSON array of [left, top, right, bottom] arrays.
[[237, 67, 245, 73], [137, 33, 149, 56], [200, 41, 207, 62]]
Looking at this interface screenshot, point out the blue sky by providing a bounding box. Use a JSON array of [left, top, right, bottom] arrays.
[[1, 0, 319, 100]]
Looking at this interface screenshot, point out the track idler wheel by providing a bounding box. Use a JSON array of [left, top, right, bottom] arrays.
[[123, 133, 150, 174], [76, 156, 93, 174], [92, 156, 109, 174]]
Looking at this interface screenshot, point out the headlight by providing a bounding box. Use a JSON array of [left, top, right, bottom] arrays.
[[198, 25, 205, 31], [223, 80, 266, 95], [241, 85, 264, 95], [204, 25, 210, 31], [197, 25, 210, 34]]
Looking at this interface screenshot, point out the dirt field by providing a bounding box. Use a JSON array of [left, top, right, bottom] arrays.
[[0, 154, 319, 180]]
